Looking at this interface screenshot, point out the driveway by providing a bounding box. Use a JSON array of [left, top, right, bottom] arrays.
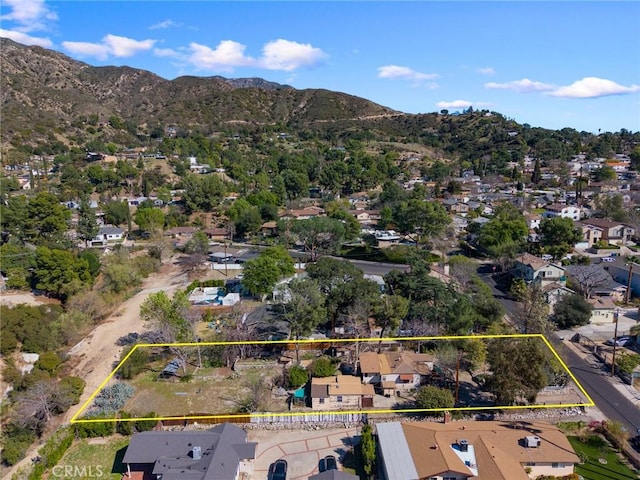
[[248, 427, 359, 480]]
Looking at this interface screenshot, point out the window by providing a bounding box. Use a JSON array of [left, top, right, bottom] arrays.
[[337, 396, 343, 402], [552, 463, 560, 468], [319, 398, 325, 404]]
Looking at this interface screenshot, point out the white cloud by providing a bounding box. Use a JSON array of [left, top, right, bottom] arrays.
[[0, 28, 52, 47], [0, 0, 57, 32], [378, 65, 439, 81], [476, 66, 495, 75], [258, 39, 327, 71], [185, 38, 327, 73], [62, 34, 156, 60], [548, 77, 640, 98], [148, 19, 182, 30], [103, 34, 156, 57], [436, 100, 492, 109], [187, 40, 254, 72], [62, 40, 110, 60], [485, 78, 555, 93], [153, 47, 179, 58]]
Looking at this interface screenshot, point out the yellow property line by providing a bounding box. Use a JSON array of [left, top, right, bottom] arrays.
[[70, 334, 594, 424]]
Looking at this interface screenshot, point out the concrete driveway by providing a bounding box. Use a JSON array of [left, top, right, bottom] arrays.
[[248, 427, 360, 480]]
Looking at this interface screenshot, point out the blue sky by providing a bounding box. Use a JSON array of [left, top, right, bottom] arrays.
[[2, 1, 639, 133]]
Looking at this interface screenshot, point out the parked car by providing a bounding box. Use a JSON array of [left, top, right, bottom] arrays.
[[604, 336, 631, 346], [319, 455, 338, 472], [630, 435, 640, 452], [269, 459, 287, 480]]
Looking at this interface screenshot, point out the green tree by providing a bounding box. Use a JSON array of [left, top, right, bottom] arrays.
[[591, 165, 617, 183], [33, 247, 91, 300], [531, 158, 542, 184], [392, 199, 451, 247], [553, 294, 592, 329], [278, 278, 326, 341], [595, 194, 628, 222], [361, 424, 376, 478], [309, 357, 336, 377], [228, 199, 262, 238], [540, 217, 583, 260], [511, 279, 551, 334], [415, 385, 455, 412], [478, 203, 528, 268], [242, 248, 295, 298], [286, 365, 308, 388], [487, 337, 547, 404], [290, 216, 345, 261], [24, 192, 71, 244], [134, 207, 165, 233], [103, 200, 130, 227], [184, 231, 209, 255], [76, 199, 99, 246], [373, 294, 409, 339]]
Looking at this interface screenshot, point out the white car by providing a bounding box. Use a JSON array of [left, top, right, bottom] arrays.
[[604, 336, 631, 346]]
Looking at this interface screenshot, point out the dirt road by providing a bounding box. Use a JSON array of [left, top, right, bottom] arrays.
[[1, 258, 188, 479], [63, 258, 188, 422]]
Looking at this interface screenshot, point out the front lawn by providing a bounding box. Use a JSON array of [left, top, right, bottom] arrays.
[[56, 436, 129, 479], [568, 435, 639, 480]]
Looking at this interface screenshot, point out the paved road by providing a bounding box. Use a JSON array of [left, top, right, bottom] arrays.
[[477, 264, 640, 434], [336, 258, 411, 277], [549, 337, 640, 434]]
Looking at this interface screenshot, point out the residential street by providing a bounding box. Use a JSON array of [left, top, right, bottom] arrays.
[[477, 264, 640, 435]]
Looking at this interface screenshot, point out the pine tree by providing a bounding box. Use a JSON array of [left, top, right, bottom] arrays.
[[77, 199, 99, 247], [531, 158, 542, 184]]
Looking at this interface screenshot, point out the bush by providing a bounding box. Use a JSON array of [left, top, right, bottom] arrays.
[[117, 412, 133, 435], [37, 426, 74, 469], [415, 385, 455, 413], [35, 352, 63, 374], [1, 424, 36, 465], [119, 347, 150, 380], [135, 412, 158, 432], [59, 376, 86, 405], [91, 382, 135, 415], [74, 415, 116, 438], [286, 365, 308, 388], [309, 357, 336, 378]]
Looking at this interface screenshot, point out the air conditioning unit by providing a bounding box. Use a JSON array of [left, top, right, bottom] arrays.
[[192, 446, 202, 460], [458, 439, 469, 452], [525, 436, 541, 448]]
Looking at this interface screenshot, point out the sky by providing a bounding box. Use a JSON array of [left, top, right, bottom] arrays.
[[1, 1, 639, 133]]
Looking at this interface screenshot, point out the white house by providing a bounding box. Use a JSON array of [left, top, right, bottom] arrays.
[[513, 253, 566, 288], [91, 226, 124, 246], [543, 204, 581, 221]]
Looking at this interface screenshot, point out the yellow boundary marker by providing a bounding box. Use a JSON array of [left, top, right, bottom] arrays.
[[70, 334, 595, 423]]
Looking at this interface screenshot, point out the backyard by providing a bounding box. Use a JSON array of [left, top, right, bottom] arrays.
[[56, 437, 129, 480], [568, 435, 639, 480], [121, 362, 287, 417]]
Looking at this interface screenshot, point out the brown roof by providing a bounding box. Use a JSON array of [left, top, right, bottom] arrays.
[[580, 218, 624, 229], [381, 351, 434, 375], [516, 252, 549, 271], [400, 421, 579, 480], [359, 352, 380, 374], [311, 376, 374, 397]]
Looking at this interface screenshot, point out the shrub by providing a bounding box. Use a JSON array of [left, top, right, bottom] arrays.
[[59, 376, 86, 405], [286, 365, 308, 388], [415, 385, 455, 413], [117, 412, 133, 435], [74, 415, 116, 438], [309, 357, 336, 378], [119, 347, 150, 380], [91, 382, 135, 415], [37, 426, 74, 469], [135, 412, 158, 432], [1, 423, 36, 466]]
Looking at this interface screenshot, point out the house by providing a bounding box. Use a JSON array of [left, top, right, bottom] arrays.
[[165, 226, 198, 240], [513, 253, 566, 288], [353, 210, 381, 226], [91, 226, 124, 246], [310, 375, 374, 410], [260, 221, 278, 237], [525, 214, 542, 230], [121, 423, 257, 480], [376, 420, 580, 480], [587, 297, 617, 324], [203, 227, 230, 242], [543, 203, 581, 221], [607, 257, 640, 298], [579, 218, 635, 245], [359, 351, 434, 395], [283, 206, 325, 220]]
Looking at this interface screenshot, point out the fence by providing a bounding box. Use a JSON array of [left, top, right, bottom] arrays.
[[249, 412, 367, 424]]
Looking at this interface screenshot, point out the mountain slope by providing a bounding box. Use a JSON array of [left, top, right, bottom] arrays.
[[0, 38, 397, 145]]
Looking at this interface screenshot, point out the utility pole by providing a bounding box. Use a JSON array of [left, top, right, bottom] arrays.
[[611, 308, 620, 377], [625, 263, 634, 304]]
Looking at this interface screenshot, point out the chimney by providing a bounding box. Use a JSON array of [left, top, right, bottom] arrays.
[[443, 410, 451, 424], [192, 446, 202, 460]]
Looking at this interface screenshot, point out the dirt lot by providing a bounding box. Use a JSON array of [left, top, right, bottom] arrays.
[[119, 365, 287, 418], [0, 291, 60, 307]]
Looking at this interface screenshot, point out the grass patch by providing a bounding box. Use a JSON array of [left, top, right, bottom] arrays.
[[568, 435, 639, 480], [341, 439, 368, 480], [57, 436, 129, 479]]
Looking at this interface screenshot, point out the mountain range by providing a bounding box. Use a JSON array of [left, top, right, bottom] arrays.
[[0, 37, 401, 146]]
